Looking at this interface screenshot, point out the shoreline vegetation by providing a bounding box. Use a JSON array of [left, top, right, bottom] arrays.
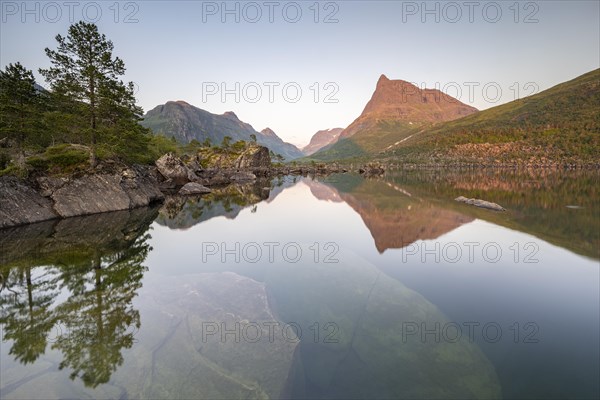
[[1, 23, 598, 228]]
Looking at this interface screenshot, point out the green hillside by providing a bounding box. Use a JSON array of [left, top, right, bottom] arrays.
[[385, 68, 600, 164], [309, 121, 426, 161], [311, 69, 600, 164]]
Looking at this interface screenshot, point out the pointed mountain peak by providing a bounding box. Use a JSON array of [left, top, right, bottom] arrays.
[[261, 127, 276, 136], [335, 74, 479, 140], [377, 74, 390, 87], [363, 73, 477, 118]]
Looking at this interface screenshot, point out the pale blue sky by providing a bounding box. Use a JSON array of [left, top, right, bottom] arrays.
[[1, 1, 599, 147]]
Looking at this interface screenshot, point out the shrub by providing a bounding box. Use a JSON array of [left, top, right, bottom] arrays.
[[26, 155, 49, 170], [46, 146, 88, 167], [26, 144, 89, 174], [231, 140, 247, 152]]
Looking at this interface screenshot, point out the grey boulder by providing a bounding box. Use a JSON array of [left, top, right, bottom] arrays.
[[178, 182, 212, 196]]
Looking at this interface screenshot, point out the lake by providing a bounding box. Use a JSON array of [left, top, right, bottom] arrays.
[[1, 170, 598, 399]]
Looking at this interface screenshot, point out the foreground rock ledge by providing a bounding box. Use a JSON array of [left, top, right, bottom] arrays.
[[0, 165, 164, 229], [0, 176, 58, 228]]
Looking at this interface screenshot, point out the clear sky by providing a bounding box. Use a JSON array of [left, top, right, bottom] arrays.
[[1, 0, 599, 147]]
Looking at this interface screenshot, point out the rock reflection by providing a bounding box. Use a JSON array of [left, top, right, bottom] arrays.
[[155, 177, 292, 230]]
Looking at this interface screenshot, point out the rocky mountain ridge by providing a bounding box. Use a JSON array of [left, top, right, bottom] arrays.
[[141, 101, 303, 160], [303, 128, 344, 156]]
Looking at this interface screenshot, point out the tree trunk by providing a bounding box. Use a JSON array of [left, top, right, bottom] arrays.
[[15, 151, 25, 170], [89, 75, 97, 167]]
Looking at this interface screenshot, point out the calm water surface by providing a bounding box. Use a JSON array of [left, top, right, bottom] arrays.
[[1, 171, 598, 399]]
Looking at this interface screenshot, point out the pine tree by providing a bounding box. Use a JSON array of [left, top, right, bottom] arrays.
[[40, 22, 142, 165], [0, 63, 41, 154], [221, 135, 232, 149]]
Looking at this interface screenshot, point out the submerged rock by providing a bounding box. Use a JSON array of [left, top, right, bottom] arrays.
[[455, 196, 506, 211], [122, 272, 298, 399], [266, 247, 502, 399]]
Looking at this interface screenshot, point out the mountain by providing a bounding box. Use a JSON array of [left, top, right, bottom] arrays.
[[310, 75, 478, 160], [258, 128, 303, 160], [311, 69, 600, 163], [302, 128, 344, 156], [341, 74, 478, 139], [141, 101, 303, 160], [381, 68, 600, 164]]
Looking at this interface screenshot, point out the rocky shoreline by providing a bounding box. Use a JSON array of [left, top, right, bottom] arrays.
[[1, 146, 382, 229], [0, 165, 164, 229], [6, 143, 598, 230]]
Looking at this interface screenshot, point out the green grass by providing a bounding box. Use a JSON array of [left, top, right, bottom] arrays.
[[25, 144, 90, 174]]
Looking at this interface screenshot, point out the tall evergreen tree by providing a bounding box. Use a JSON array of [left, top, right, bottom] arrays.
[[39, 22, 142, 165], [0, 63, 41, 154]]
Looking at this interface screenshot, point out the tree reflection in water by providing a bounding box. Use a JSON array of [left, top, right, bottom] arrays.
[[0, 207, 156, 388]]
